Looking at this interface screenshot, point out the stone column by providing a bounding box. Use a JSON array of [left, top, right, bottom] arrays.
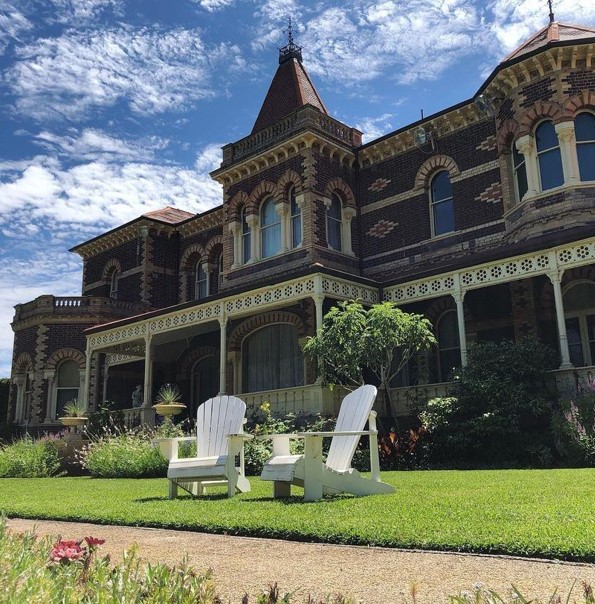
[[275, 202, 289, 252], [516, 135, 539, 198], [555, 121, 580, 185], [342, 207, 357, 256], [245, 214, 259, 262], [142, 334, 153, 408], [229, 221, 241, 269], [82, 342, 92, 411], [548, 270, 573, 369], [452, 275, 468, 367]]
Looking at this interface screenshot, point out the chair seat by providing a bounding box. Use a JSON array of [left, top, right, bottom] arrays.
[[261, 454, 302, 482], [168, 455, 228, 481]]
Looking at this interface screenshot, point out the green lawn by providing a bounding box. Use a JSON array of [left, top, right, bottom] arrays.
[[1, 469, 594, 562]]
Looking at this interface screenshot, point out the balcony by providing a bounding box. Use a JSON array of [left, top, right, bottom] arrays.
[[13, 295, 149, 327]]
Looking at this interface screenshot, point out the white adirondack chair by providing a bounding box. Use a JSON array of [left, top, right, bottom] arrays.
[[154, 395, 252, 499], [260, 385, 394, 501]]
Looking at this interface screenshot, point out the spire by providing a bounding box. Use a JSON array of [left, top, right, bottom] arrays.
[[279, 17, 302, 64], [548, 0, 555, 24], [251, 21, 328, 134]]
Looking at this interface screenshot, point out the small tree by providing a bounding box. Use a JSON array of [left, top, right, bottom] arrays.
[[303, 301, 436, 428]]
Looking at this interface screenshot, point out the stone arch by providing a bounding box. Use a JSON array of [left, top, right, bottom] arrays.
[[324, 178, 356, 208], [204, 235, 223, 266], [46, 348, 86, 370], [277, 170, 303, 198], [13, 352, 33, 374], [564, 91, 595, 119], [497, 119, 520, 154], [247, 181, 279, 214], [228, 311, 306, 352], [424, 296, 458, 326], [518, 100, 564, 135], [180, 243, 206, 271], [178, 345, 219, 377], [228, 190, 249, 222], [414, 155, 460, 190], [101, 258, 121, 281]]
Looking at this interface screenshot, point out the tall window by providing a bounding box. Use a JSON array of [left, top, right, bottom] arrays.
[[536, 121, 563, 191], [563, 281, 595, 367], [195, 263, 207, 299], [241, 206, 251, 263], [242, 324, 304, 393], [430, 170, 455, 236], [437, 310, 461, 382], [512, 144, 528, 202], [290, 187, 302, 248], [109, 269, 119, 299], [55, 360, 80, 419], [23, 371, 32, 421], [327, 194, 342, 251], [576, 112, 595, 182], [260, 197, 281, 258]]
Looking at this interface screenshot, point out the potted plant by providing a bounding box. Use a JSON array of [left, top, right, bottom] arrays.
[[152, 384, 186, 417], [59, 400, 88, 427]]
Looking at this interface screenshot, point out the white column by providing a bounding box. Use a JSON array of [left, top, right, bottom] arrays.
[[548, 270, 573, 369], [275, 202, 289, 252], [342, 207, 357, 256], [555, 121, 580, 185], [516, 135, 539, 198], [246, 214, 259, 262], [229, 221, 241, 269], [452, 290, 468, 367], [143, 334, 153, 407], [219, 314, 227, 394], [102, 363, 109, 404], [82, 342, 92, 411]]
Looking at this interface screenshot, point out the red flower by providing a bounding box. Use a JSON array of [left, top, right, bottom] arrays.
[[84, 536, 105, 547], [50, 540, 85, 563]]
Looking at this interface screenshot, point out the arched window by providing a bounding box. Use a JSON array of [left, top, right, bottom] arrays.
[[23, 371, 32, 421], [536, 121, 563, 191], [195, 263, 207, 299], [436, 310, 461, 382], [55, 360, 80, 419], [241, 206, 251, 264], [563, 281, 595, 367], [327, 194, 343, 251], [430, 170, 455, 236], [260, 197, 281, 258], [290, 187, 302, 248], [512, 144, 528, 202], [191, 356, 219, 417], [109, 269, 119, 299], [242, 324, 304, 393], [576, 112, 595, 182]]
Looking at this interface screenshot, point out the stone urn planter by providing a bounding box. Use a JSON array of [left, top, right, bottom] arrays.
[[59, 416, 88, 427], [152, 403, 186, 417]]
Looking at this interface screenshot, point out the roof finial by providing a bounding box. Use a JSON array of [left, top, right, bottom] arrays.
[[279, 17, 303, 64], [548, 0, 555, 24]]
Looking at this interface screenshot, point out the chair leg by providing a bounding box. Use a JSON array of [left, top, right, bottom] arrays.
[[273, 481, 291, 498], [168, 480, 178, 500]]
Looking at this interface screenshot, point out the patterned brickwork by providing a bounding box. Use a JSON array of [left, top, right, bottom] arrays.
[[474, 182, 503, 204], [84, 239, 139, 285], [520, 77, 555, 108], [368, 177, 391, 192], [475, 135, 497, 152], [562, 70, 595, 96], [367, 219, 398, 239], [498, 98, 514, 122]]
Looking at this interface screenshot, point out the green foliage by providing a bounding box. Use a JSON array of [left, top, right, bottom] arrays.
[[420, 339, 559, 468], [155, 383, 182, 404], [0, 436, 62, 478], [85, 400, 127, 439], [449, 582, 595, 604], [61, 400, 86, 418], [2, 469, 595, 562], [78, 428, 168, 478]]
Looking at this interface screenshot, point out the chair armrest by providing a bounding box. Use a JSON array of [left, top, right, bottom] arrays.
[[227, 433, 254, 440], [255, 433, 303, 441], [296, 430, 377, 438], [151, 437, 194, 461]]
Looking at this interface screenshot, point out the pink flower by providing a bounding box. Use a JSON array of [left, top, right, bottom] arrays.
[[84, 536, 105, 547], [50, 540, 85, 563]]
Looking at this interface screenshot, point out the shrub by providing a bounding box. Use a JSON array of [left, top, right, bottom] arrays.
[[419, 339, 559, 468], [0, 435, 62, 478]]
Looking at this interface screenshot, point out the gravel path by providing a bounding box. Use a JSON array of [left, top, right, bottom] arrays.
[[7, 518, 595, 603]]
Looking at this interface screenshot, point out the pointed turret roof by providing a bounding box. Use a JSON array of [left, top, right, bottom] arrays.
[[502, 21, 595, 63], [251, 33, 327, 134]]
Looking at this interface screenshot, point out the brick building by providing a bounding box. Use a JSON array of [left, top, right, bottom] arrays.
[[8, 20, 595, 429]]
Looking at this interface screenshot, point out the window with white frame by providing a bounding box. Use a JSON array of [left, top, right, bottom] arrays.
[[536, 120, 564, 191], [563, 281, 595, 367], [326, 193, 342, 251], [512, 143, 528, 202], [55, 360, 80, 419], [430, 170, 455, 236], [241, 206, 251, 263], [195, 262, 207, 299], [290, 186, 302, 248], [260, 197, 281, 258], [576, 112, 595, 182], [436, 310, 461, 382]]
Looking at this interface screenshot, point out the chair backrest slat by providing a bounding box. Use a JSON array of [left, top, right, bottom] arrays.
[[325, 385, 377, 472], [196, 396, 246, 458]]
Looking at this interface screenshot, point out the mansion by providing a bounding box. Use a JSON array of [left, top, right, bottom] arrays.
[[7, 19, 595, 429]]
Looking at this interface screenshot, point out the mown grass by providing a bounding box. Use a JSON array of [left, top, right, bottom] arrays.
[[1, 469, 595, 562]]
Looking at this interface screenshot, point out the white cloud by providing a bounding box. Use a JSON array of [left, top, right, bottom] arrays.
[[7, 26, 243, 120], [355, 113, 395, 143], [195, 0, 235, 11], [0, 2, 33, 54], [49, 0, 123, 22]]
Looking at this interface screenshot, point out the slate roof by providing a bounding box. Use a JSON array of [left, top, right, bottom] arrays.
[[142, 206, 195, 224], [251, 57, 328, 134], [503, 21, 595, 63]]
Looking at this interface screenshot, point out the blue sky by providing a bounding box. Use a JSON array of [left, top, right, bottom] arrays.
[[1, 0, 595, 377]]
